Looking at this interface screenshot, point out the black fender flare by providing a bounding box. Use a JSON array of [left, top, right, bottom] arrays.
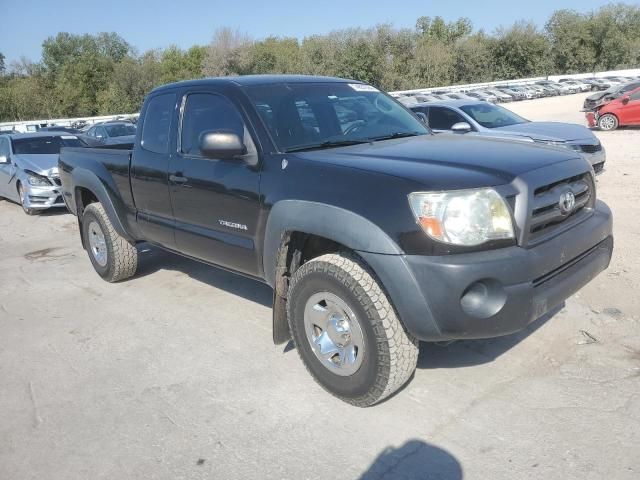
[[71, 167, 134, 243], [263, 200, 402, 287]]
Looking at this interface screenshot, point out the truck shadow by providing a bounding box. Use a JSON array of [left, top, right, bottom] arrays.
[[359, 439, 462, 479], [416, 304, 563, 369], [134, 243, 273, 308]]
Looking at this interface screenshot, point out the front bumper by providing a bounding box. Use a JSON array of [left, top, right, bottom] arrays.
[[360, 201, 613, 341], [23, 183, 66, 210]]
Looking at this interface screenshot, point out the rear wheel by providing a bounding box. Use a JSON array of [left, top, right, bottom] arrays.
[[598, 113, 618, 131], [287, 252, 418, 407], [18, 183, 38, 215], [81, 202, 137, 282]]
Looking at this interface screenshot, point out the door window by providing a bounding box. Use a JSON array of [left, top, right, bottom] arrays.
[[141, 93, 176, 154], [428, 107, 467, 130], [180, 93, 246, 157], [629, 90, 640, 101]]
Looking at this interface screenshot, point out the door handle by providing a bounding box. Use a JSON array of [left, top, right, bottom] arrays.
[[169, 174, 188, 184]]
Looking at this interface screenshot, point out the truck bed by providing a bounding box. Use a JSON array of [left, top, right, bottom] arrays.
[[59, 146, 134, 216]]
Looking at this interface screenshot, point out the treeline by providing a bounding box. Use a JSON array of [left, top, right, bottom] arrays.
[[1, 3, 639, 122]]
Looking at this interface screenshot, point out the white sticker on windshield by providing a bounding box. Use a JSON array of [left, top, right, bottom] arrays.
[[348, 83, 379, 92], [61, 135, 78, 139]]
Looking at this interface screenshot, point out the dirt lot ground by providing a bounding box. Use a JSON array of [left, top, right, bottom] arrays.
[[1, 92, 639, 480]]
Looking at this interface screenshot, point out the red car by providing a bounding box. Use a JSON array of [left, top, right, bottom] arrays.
[[586, 86, 640, 130]]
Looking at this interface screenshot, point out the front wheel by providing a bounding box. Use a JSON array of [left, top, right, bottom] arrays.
[[287, 252, 418, 407], [81, 202, 138, 282], [598, 113, 618, 131], [18, 183, 39, 215]]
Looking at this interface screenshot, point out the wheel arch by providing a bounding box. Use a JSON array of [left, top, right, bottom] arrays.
[[72, 168, 134, 244], [264, 200, 403, 345]]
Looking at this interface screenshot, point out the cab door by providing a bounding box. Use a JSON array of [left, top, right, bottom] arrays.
[[168, 90, 262, 276], [130, 92, 179, 248]]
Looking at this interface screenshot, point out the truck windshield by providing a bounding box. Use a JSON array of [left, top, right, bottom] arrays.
[[244, 82, 429, 152], [459, 103, 529, 129], [11, 136, 84, 154]]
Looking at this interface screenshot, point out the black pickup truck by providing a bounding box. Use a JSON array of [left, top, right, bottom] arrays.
[[59, 75, 613, 406]]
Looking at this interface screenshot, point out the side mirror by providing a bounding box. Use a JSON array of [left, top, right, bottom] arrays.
[[199, 131, 246, 160], [414, 112, 428, 125], [451, 122, 472, 133], [96, 134, 104, 140], [622, 96, 630, 104]]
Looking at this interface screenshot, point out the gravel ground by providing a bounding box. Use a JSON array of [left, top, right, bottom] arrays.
[[1, 92, 639, 480]]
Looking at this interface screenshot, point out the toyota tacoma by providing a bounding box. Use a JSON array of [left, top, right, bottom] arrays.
[[59, 76, 613, 406]]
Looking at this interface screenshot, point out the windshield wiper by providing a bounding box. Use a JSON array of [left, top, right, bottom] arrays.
[[284, 139, 369, 153], [367, 132, 422, 142]]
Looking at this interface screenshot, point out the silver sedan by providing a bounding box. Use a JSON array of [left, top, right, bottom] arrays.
[[410, 100, 606, 175], [0, 132, 85, 214]]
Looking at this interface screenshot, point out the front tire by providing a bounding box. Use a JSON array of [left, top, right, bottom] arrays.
[[18, 183, 39, 215], [81, 203, 137, 282], [287, 252, 418, 407], [598, 113, 618, 131]]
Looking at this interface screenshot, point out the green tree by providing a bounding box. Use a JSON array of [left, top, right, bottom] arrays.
[[203, 27, 254, 76], [491, 22, 552, 79]]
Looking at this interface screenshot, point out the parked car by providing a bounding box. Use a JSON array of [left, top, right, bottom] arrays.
[[466, 90, 498, 103], [483, 88, 514, 102], [0, 132, 85, 214], [580, 78, 611, 91], [538, 85, 560, 96], [496, 87, 524, 100], [409, 100, 606, 174], [59, 75, 613, 406], [39, 126, 82, 134], [583, 80, 640, 110], [586, 86, 640, 131], [536, 81, 572, 95], [505, 86, 533, 99], [81, 121, 137, 146], [559, 79, 591, 92]]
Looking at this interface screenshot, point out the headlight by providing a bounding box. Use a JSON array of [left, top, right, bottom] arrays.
[[26, 171, 51, 187], [408, 189, 515, 246], [534, 140, 582, 152]]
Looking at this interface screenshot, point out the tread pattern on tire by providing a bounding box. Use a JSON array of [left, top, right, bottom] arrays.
[[288, 252, 419, 407], [84, 203, 137, 282]]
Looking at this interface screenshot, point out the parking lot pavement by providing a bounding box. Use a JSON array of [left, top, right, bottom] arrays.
[[1, 92, 639, 480]]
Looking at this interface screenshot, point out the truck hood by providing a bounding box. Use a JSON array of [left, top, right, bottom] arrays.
[[14, 154, 60, 176], [491, 121, 596, 142], [294, 134, 580, 190]]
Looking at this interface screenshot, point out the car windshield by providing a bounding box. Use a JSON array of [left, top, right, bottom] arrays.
[[460, 103, 529, 129], [11, 135, 84, 154], [104, 124, 136, 137], [244, 82, 428, 152]]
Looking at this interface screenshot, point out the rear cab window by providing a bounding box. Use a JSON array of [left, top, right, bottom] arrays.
[[141, 93, 176, 154]]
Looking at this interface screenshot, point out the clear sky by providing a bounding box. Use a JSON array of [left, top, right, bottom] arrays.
[[0, 0, 618, 64]]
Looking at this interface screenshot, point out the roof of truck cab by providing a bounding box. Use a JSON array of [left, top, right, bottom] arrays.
[[151, 75, 362, 94]]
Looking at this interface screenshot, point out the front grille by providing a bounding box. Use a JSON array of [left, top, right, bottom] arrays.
[[528, 173, 594, 243], [579, 143, 602, 154]]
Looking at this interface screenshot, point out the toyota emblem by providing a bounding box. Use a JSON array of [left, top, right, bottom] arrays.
[[559, 191, 576, 215]]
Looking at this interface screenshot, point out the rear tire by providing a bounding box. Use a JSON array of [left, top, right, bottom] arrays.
[[81, 203, 137, 282], [287, 252, 418, 407], [598, 113, 618, 131]]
